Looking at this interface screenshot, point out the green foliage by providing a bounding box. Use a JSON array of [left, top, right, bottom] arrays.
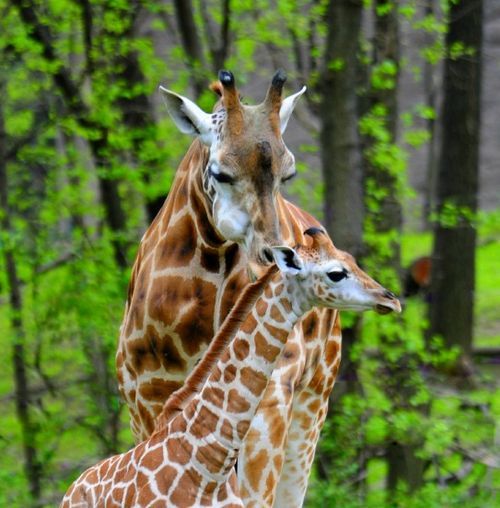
[[1, 1, 498, 507], [370, 60, 398, 90], [431, 201, 477, 228], [306, 1, 499, 503], [308, 223, 500, 507], [327, 58, 345, 72]]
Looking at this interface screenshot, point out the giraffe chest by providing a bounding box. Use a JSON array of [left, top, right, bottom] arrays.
[[122, 243, 249, 369]]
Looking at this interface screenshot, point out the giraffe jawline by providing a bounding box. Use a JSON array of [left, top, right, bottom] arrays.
[[375, 304, 394, 315]]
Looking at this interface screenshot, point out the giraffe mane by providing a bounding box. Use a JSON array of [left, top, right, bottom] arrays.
[[156, 264, 279, 429]]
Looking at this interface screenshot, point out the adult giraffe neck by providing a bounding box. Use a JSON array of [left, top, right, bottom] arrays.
[[157, 266, 279, 427], [183, 139, 227, 249]]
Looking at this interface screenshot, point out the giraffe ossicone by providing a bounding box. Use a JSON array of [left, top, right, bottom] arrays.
[[63, 241, 400, 507]]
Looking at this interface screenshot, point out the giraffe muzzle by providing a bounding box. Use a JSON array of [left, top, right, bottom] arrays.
[[374, 290, 402, 315]]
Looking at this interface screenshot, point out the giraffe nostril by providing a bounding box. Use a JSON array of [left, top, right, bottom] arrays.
[[262, 248, 274, 264], [384, 290, 396, 300]]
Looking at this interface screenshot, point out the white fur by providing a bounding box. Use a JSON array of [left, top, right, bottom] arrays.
[[271, 246, 304, 274], [159, 86, 214, 145], [280, 86, 306, 133], [213, 192, 250, 240]]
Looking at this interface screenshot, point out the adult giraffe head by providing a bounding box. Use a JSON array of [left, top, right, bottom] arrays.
[[159, 69, 305, 264]]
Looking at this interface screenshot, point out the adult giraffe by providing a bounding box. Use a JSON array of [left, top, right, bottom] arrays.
[[116, 70, 337, 506]]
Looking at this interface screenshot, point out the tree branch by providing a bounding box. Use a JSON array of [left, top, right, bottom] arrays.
[[12, 0, 87, 119], [0, 86, 42, 500]]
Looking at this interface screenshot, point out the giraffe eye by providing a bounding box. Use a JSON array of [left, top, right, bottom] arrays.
[[281, 171, 297, 184], [327, 270, 348, 283], [210, 167, 234, 185]]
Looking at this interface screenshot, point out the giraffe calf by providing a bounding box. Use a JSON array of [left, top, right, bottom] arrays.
[[62, 231, 400, 507]]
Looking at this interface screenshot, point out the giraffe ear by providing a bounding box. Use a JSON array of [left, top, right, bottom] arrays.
[[280, 86, 306, 133], [159, 86, 214, 145], [270, 246, 304, 274]]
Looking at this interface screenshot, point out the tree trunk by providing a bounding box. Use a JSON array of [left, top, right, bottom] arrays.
[[82, 336, 122, 455], [320, 0, 364, 258], [364, 0, 424, 494], [422, 0, 438, 229], [367, 0, 402, 263], [428, 0, 483, 364], [173, 0, 208, 97], [96, 3, 167, 223], [386, 442, 425, 492], [117, 50, 166, 222], [317, 0, 366, 490], [0, 93, 42, 503], [199, 0, 232, 73]]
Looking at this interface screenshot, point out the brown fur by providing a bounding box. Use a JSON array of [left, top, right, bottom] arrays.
[[210, 81, 223, 97], [156, 265, 278, 427]]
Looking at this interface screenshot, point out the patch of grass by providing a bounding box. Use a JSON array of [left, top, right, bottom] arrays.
[[475, 238, 500, 347], [401, 231, 432, 266]]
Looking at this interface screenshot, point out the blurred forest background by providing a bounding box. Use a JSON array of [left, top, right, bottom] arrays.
[[0, 0, 499, 506]]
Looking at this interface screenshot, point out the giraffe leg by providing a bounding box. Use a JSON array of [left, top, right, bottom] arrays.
[[273, 321, 342, 507], [273, 386, 331, 508], [238, 331, 305, 507]]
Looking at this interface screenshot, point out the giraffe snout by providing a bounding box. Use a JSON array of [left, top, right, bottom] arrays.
[[374, 289, 402, 315], [383, 290, 397, 300]]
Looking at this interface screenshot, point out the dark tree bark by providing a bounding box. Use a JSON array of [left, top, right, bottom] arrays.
[[315, 0, 366, 490], [369, 2, 405, 494], [97, 2, 166, 222], [199, 0, 232, 73], [81, 336, 122, 455], [367, 0, 402, 264], [117, 53, 165, 222], [319, 0, 365, 388], [0, 93, 42, 502], [422, 0, 438, 228], [214, 0, 231, 71], [428, 0, 483, 362], [320, 0, 364, 258], [386, 442, 425, 493], [173, 0, 208, 97], [12, 0, 128, 269]]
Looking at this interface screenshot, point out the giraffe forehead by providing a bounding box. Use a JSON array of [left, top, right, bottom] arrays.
[[215, 105, 287, 166], [297, 242, 359, 270], [239, 103, 280, 135], [294, 246, 324, 264], [219, 138, 287, 180]]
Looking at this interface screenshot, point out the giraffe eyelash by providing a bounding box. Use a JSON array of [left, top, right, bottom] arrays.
[[210, 167, 235, 185], [281, 172, 297, 183]]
